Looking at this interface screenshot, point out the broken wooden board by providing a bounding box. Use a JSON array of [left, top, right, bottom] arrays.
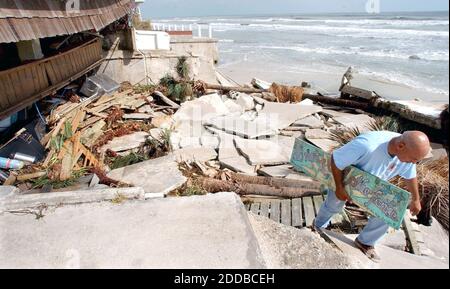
[[290, 138, 410, 229]]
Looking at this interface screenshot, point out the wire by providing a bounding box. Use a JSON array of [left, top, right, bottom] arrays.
[[34, 103, 47, 125]]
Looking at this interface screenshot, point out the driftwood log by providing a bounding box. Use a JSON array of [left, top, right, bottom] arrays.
[[197, 177, 321, 198], [225, 171, 321, 190], [202, 82, 445, 130], [152, 91, 180, 109]]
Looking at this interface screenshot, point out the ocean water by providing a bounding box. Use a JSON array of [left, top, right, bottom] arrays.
[[157, 12, 449, 100]]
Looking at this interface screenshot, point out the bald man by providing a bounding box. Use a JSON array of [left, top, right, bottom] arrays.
[[313, 130, 430, 262]]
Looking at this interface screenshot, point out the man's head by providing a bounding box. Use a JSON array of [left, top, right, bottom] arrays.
[[393, 131, 431, 163]]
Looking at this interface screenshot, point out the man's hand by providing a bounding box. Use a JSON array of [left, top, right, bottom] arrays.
[[335, 186, 349, 201], [409, 198, 422, 216], [405, 178, 421, 216]]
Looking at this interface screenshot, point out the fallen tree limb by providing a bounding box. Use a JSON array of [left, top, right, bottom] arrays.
[[153, 91, 180, 109], [303, 93, 370, 110], [197, 177, 321, 198], [204, 83, 267, 94], [225, 172, 321, 190]]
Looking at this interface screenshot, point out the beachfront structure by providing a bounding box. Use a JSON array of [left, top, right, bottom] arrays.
[[0, 0, 133, 119]]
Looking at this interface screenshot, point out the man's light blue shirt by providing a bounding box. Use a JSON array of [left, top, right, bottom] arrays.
[[332, 131, 416, 181]]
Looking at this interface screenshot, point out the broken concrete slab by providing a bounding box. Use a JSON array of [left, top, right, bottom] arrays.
[[320, 109, 355, 118], [0, 187, 146, 212], [107, 154, 187, 197], [0, 192, 266, 269], [223, 99, 244, 114], [149, 128, 164, 143], [429, 142, 448, 161], [258, 102, 323, 131], [0, 186, 19, 200], [293, 115, 324, 129], [206, 115, 278, 139], [213, 130, 257, 176], [173, 93, 230, 124], [305, 129, 340, 153], [418, 218, 449, 264], [89, 174, 100, 188], [257, 165, 294, 178], [234, 138, 290, 166], [248, 213, 353, 269], [179, 137, 202, 149], [333, 114, 375, 132], [173, 147, 218, 163], [321, 229, 448, 269], [200, 134, 220, 149], [122, 113, 153, 120], [101, 132, 149, 153], [235, 93, 255, 111]]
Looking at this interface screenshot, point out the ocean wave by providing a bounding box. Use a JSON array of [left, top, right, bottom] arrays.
[[240, 45, 449, 62], [218, 39, 235, 43], [211, 22, 449, 38], [357, 69, 449, 95]]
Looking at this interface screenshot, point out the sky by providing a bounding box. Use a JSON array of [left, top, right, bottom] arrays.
[[139, 0, 449, 19]]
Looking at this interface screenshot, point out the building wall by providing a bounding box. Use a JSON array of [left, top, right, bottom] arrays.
[[99, 36, 220, 86]]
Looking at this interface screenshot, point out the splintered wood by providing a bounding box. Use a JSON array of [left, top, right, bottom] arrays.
[[39, 88, 149, 181]]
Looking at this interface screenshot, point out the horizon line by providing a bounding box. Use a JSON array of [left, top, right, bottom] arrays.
[[146, 10, 449, 20]]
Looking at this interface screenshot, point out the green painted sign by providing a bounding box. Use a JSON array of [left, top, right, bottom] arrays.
[[290, 138, 410, 229]]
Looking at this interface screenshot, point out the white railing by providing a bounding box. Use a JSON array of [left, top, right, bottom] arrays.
[[151, 23, 214, 38]]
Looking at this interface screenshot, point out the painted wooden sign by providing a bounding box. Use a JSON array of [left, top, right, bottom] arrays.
[[290, 138, 410, 229]]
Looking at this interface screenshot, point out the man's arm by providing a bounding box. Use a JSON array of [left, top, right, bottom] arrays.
[[405, 177, 421, 216], [331, 155, 349, 201]]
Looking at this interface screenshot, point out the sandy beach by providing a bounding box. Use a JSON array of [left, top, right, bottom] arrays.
[[218, 61, 449, 104]]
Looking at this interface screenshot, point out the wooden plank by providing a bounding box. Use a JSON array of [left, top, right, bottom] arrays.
[[270, 200, 281, 223], [0, 58, 103, 119], [0, 75, 15, 105], [45, 61, 58, 85], [250, 202, 260, 215], [50, 57, 64, 83], [313, 195, 324, 215], [80, 116, 102, 129], [291, 198, 303, 227], [70, 109, 86, 134], [77, 49, 86, 69], [63, 54, 73, 78], [67, 51, 78, 74], [37, 63, 47, 91], [9, 71, 23, 101], [259, 202, 270, 218], [30, 65, 40, 95], [22, 67, 35, 97], [0, 38, 99, 78], [281, 199, 291, 226], [0, 77, 10, 108], [303, 196, 315, 227]]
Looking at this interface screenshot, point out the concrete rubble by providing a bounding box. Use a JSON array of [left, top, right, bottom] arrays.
[[1, 76, 448, 269], [0, 192, 266, 269], [107, 154, 187, 198], [100, 131, 150, 153], [321, 229, 448, 269]]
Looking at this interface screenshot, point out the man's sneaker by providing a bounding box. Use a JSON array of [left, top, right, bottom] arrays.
[[354, 238, 381, 263]]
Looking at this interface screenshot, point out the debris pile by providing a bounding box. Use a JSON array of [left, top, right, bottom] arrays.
[[1, 73, 448, 233]]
